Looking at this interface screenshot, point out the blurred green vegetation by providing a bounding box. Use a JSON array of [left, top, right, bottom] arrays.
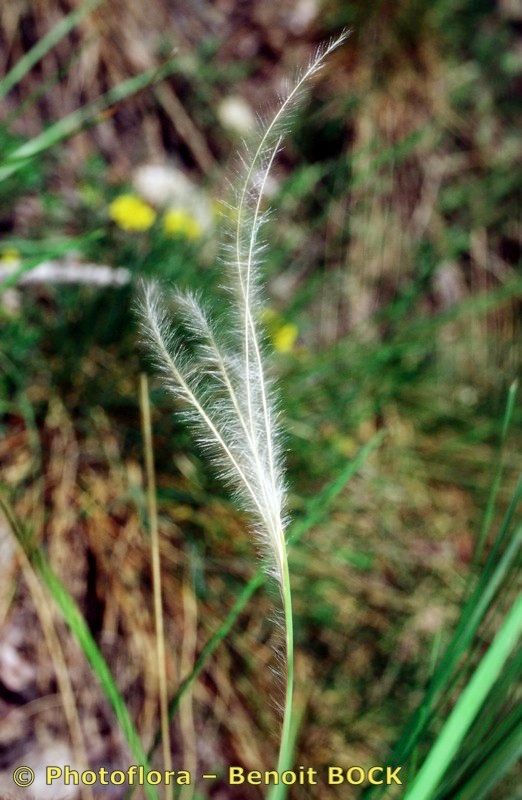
[[0, 0, 520, 798]]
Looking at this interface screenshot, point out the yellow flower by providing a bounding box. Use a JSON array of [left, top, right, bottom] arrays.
[[335, 435, 357, 458], [272, 322, 299, 354], [163, 208, 202, 240], [0, 248, 21, 264], [109, 194, 156, 232]]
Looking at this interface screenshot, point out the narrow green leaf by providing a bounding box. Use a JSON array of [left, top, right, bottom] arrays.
[[0, 496, 158, 800], [0, 58, 178, 182], [0, 0, 103, 101], [3, 46, 87, 128], [0, 235, 104, 292], [36, 559, 158, 798], [288, 433, 384, 548], [473, 380, 518, 565], [452, 720, 522, 800], [462, 651, 522, 755], [389, 511, 521, 768], [0, 235, 98, 257], [434, 656, 522, 797], [404, 592, 522, 800]]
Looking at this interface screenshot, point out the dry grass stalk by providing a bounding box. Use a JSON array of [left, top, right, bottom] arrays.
[[139, 374, 172, 794]]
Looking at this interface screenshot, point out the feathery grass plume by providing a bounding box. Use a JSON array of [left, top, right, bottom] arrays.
[[137, 30, 349, 786]]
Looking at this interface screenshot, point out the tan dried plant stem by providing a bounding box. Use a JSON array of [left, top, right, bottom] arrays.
[[139, 373, 172, 795]]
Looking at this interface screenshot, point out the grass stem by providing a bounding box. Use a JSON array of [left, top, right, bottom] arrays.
[[270, 556, 295, 800], [140, 374, 172, 795]]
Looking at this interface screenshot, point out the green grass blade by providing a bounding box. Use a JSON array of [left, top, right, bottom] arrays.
[[458, 648, 522, 759], [35, 560, 158, 797], [452, 720, 522, 800], [0, 235, 100, 257], [401, 278, 522, 341], [388, 509, 521, 768], [433, 650, 522, 798], [287, 432, 384, 547], [0, 0, 103, 101], [436, 701, 522, 799], [0, 495, 158, 800], [165, 573, 265, 735], [473, 380, 518, 566], [0, 234, 102, 292], [408, 630, 444, 778], [3, 45, 88, 129], [0, 58, 178, 182], [403, 592, 522, 800], [484, 477, 522, 562]]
